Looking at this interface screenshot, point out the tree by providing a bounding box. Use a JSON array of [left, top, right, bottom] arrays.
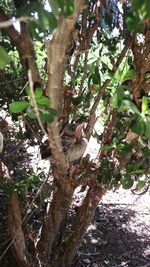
[[0, 0, 150, 266]]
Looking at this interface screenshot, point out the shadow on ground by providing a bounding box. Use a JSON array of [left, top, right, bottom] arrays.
[[73, 203, 150, 267]]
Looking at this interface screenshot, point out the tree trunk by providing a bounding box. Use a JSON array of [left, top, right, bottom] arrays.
[[8, 193, 37, 267], [54, 184, 106, 267], [37, 179, 74, 262]]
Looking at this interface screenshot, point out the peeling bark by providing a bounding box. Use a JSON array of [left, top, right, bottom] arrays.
[[37, 180, 74, 260], [8, 193, 37, 267], [37, 2, 87, 258], [0, 162, 37, 267], [56, 184, 106, 267]]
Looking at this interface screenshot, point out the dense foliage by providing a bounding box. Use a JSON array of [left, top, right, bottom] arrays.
[[0, 0, 150, 266]]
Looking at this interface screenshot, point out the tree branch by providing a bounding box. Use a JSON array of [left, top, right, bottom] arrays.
[[46, 1, 86, 175], [85, 35, 133, 140], [0, 16, 35, 28], [0, 162, 36, 267], [0, 11, 43, 86]]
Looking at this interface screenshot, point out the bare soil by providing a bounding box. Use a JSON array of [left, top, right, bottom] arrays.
[[72, 188, 150, 267]]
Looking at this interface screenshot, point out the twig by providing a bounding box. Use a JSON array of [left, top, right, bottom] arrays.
[[78, 51, 88, 95], [0, 16, 36, 28], [77, 251, 102, 256], [85, 36, 133, 140], [28, 69, 48, 137]]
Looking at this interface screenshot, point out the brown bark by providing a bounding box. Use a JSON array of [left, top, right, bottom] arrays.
[[37, 1, 87, 258], [37, 179, 74, 260], [0, 162, 36, 267], [7, 193, 37, 267], [57, 183, 106, 267], [0, 11, 43, 87], [99, 109, 118, 158], [132, 29, 150, 106]]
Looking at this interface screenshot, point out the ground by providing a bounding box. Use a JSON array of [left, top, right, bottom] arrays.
[[72, 188, 150, 267], [0, 136, 149, 267]]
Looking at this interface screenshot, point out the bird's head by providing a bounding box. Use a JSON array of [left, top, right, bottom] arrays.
[[74, 123, 86, 140]]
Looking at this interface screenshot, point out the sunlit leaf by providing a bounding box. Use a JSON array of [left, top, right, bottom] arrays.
[[0, 46, 10, 69], [141, 97, 149, 113], [120, 100, 140, 115], [10, 101, 29, 113], [36, 96, 51, 105], [123, 69, 136, 82], [135, 180, 146, 190], [34, 87, 43, 98]]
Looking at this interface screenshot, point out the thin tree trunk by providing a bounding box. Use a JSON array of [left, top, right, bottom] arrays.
[[37, 180, 74, 261], [55, 184, 106, 267], [8, 193, 37, 267]]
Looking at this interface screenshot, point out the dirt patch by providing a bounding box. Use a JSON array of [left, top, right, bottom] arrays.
[[73, 188, 150, 267]]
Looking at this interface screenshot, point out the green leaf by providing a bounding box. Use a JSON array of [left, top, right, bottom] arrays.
[[121, 175, 134, 189], [72, 95, 83, 106], [10, 101, 29, 113], [100, 145, 114, 151], [48, 108, 58, 116], [36, 96, 51, 105], [49, 0, 74, 17], [34, 87, 43, 98], [91, 66, 101, 85], [39, 111, 47, 123], [28, 20, 45, 41], [110, 88, 124, 108], [135, 180, 146, 190], [26, 107, 36, 119], [46, 114, 55, 123], [120, 100, 140, 115], [18, 1, 57, 33], [132, 116, 145, 136], [126, 11, 144, 33], [145, 119, 150, 139], [141, 97, 149, 113], [126, 162, 140, 174], [123, 69, 136, 82], [0, 46, 10, 69], [25, 86, 32, 97], [39, 110, 55, 123], [48, 0, 59, 17], [48, 12, 58, 31]]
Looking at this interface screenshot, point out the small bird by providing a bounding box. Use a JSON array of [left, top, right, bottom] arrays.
[[40, 123, 87, 162]]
